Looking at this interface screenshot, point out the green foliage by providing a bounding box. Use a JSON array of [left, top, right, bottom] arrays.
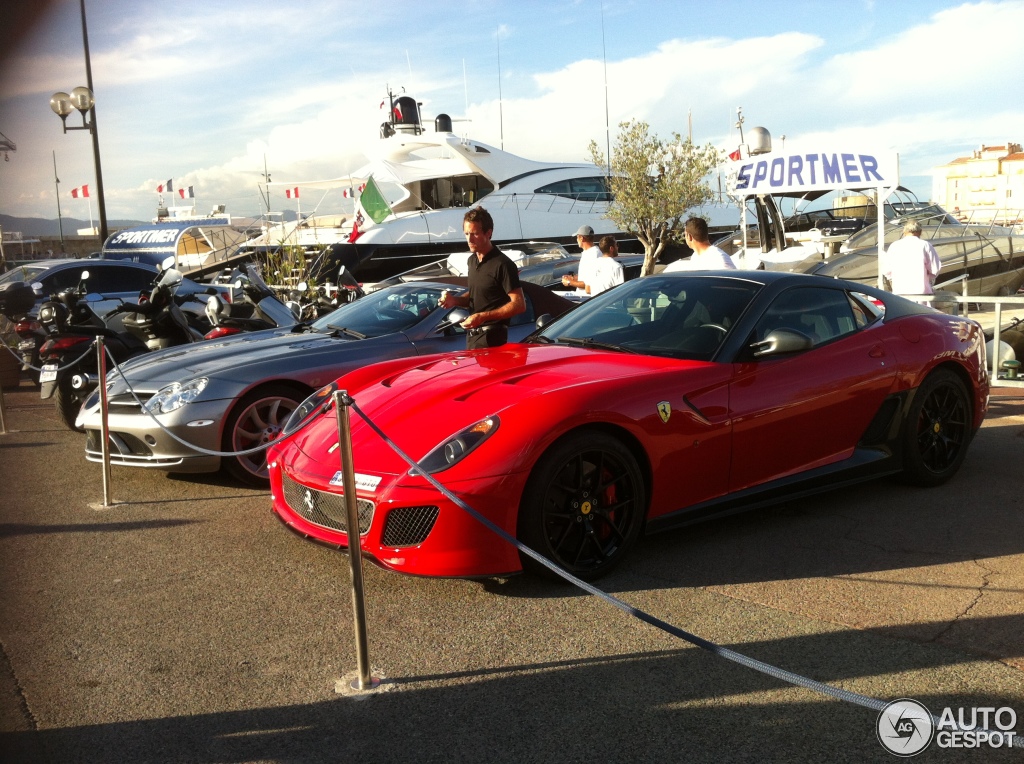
[[589, 120, 723, 275], [257, 246, 317, 290]]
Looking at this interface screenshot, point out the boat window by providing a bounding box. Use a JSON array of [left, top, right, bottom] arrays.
[[534, 176, 612, 202], [417, 174, 494, 210]]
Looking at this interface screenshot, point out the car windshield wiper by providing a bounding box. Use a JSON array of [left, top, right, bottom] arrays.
[[554, 336, 638, 353], [326, 325, 367, 340]]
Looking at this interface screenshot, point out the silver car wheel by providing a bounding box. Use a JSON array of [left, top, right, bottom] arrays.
[[224, 384, 302, 484]]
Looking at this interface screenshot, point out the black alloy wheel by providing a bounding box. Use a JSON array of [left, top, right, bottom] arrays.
[[518, 431, 645, 580], [223, 384, 303, 485], [901, 368, 971, 487]]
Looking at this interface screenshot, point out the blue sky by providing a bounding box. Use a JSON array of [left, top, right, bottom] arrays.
[[2, 0, 1023, 224]]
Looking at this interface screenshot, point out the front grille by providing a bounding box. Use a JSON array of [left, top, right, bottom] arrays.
[[86, 429, 153, 457], [282, 472, 374, 535], [381, 506, 439, 547]]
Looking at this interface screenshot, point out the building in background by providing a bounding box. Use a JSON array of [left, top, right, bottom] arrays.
[[932, 143, 1024, 225]]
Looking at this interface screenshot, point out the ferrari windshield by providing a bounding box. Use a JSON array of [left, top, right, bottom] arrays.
[[309, 283, 446, 337], [532, 275, 763, 360]]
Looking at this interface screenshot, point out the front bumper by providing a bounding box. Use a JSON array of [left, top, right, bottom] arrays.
[[269, 448, 527, 577], [79, 396, 229, 474]]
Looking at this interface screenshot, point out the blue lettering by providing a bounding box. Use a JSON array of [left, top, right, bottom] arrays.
[[822, 154, 841, 184], [787, 156, 805, 187], [805, 154, 819, 184], [736, 164, 752, 190], [752, 161, 768, 188], [769, 158, 785, 187], [842, 153, 861, 182], [860, 154, 882, 182]]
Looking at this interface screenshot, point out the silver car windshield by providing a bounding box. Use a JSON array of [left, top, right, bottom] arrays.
[[310, 283, 447, 337], [534, 275, 762, 361]]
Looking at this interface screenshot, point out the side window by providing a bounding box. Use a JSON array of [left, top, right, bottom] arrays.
[[752, 287, 859, 347], [95, 266, 156, 294]]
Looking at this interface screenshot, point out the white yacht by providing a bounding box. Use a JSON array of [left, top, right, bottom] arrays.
[[242, 93, 628, 283]]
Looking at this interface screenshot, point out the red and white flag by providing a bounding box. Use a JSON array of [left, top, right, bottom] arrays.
[[285, 187, 300, 199], [70, 185, 90, 199], [178, 185, 194, 199], [728, 149, 742, 161]]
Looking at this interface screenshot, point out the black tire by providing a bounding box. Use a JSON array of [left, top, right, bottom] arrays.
[[517, 431, 645, 580], [222, 384, 303, 485], [54, 376, 85, 432], [901, 369, 972, 487]]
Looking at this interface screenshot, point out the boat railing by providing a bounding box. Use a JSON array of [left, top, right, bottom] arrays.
[[487, 192, 607, 216]]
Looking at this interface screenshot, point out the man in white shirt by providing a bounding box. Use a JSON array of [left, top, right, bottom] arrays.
[[587, 236, 625, 295], [561, 225, 602, 295], [663, 217, 737, 272], [882, 219, 941, 296]]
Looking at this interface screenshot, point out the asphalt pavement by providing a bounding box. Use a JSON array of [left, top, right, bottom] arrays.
[[1, 380, 1023, 763]]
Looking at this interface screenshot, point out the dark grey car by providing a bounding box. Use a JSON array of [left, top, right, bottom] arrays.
[[78, 279, 572, 484]]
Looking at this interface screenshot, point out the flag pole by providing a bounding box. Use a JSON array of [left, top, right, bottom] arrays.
[[53, 151, 66, 252]]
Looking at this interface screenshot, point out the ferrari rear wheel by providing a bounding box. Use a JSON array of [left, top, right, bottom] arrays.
[[901, 369, 971, 487], [223, 384, 303, 485], [518, 432, 645, 580]]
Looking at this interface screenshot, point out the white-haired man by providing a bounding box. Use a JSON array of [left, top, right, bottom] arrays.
[[882, 220, 941, 296]]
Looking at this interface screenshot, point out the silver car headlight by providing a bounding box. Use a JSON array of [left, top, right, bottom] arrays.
[[145, 377, 209, 415], [416, 416, 500, 474]]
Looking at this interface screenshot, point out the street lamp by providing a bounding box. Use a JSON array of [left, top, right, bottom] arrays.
[[49, 0, 108, 245]]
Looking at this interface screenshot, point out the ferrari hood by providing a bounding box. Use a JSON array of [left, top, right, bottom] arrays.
[[289, 344, 702, 477]]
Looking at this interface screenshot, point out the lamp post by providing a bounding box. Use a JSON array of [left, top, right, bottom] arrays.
[[49, 0, 108, 244]]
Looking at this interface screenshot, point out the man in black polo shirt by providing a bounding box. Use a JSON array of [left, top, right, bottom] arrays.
[[439, 206, 525, 349]]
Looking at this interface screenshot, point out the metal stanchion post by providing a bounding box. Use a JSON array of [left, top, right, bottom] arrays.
[[333, 390, 379, 692], [0, 377, 7, 435], [97, 336, 112, 507]]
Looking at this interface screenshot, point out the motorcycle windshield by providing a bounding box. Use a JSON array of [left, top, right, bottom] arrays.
[[155, 268, 185, 294], [243, 264, 275, 296]]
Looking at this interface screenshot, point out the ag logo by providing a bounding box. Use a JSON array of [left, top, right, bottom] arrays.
[[877, 698, 935, 756], [657, 401, 671, 423]]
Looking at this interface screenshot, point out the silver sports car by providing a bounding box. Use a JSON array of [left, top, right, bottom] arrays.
[[78, 279, 571, 484]]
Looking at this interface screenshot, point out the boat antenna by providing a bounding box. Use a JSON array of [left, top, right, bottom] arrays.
[[735, 106, 745, 145], [260, 154, 271, 214], [601, 1, 611, 175], [496, 27, 504, 150]]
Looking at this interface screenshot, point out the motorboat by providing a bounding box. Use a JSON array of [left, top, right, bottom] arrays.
[[720, 127, 1023, 296], [241, 92, 630, 283], [809, 205, 1024, 296]]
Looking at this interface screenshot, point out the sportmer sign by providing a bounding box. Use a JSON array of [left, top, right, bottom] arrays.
[[724, 144, 900, 286], [728, 150, 899, 196]]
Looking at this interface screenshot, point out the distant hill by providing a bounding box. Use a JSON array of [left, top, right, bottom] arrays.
[[0, 214, 147, 237]]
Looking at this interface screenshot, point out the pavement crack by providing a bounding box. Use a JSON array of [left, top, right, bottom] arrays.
[[927, 558, 994, 644], [0, 635, 38, 731]]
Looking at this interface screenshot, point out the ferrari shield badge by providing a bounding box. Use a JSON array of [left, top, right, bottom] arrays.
[[657, 401, 671, 423]]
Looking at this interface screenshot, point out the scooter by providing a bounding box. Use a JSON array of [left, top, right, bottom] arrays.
[[286, 264, 365, 320], [203, 263, 301, 339]]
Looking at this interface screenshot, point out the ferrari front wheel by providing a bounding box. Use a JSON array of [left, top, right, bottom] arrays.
[[518, 432, 645, 580], [901, 369, 971, 487]]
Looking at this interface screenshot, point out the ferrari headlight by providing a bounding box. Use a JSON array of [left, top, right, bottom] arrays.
[[145, 377, 209, 415], [417, 416, 500, 474]]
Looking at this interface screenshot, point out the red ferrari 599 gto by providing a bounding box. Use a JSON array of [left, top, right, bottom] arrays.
[[268, 271, 988, 579]]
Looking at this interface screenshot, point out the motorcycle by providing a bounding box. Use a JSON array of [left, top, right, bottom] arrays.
[[284, 264, 365, 321], [0, 280, 41, 381], [35, 272, 152, 431], [39, 267, 208, 431], [203, 263, 301, 339]]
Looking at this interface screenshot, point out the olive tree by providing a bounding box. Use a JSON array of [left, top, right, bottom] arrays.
[[589, 120, 722, 275]]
